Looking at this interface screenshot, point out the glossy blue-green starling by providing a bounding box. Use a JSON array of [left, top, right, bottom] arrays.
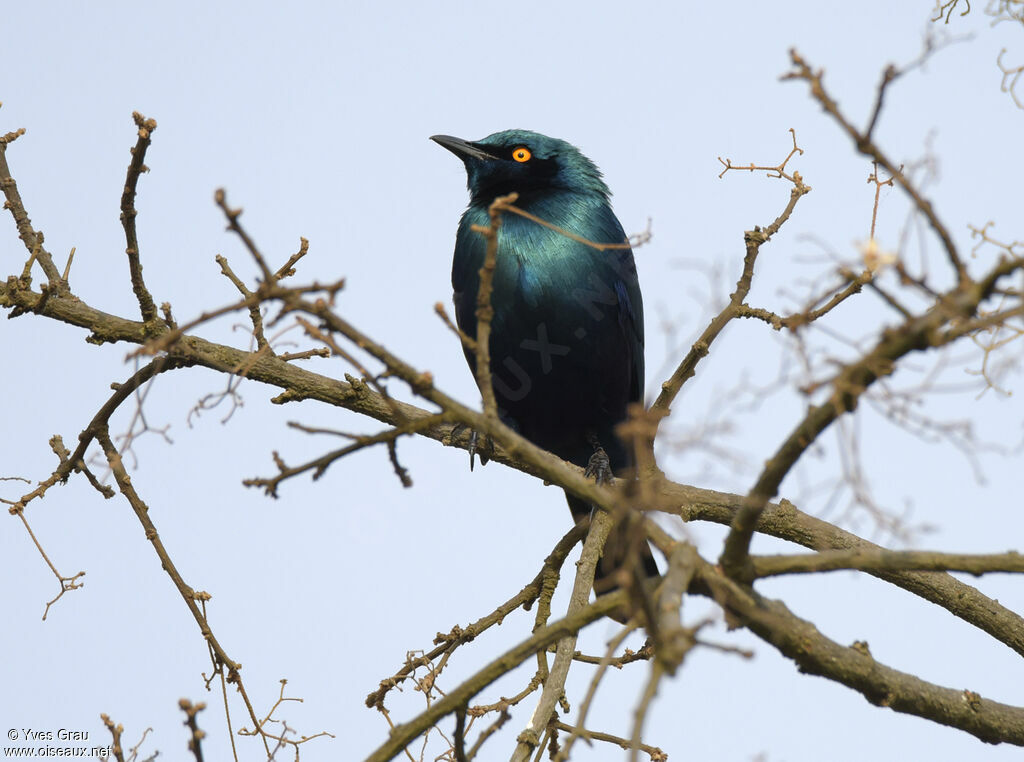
[[432, 129, 659, 599]]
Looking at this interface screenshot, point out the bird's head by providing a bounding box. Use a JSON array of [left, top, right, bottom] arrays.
[[431, 129, 611, 205]]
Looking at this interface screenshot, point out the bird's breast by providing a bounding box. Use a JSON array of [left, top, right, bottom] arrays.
[[451, 193, 641, 464]]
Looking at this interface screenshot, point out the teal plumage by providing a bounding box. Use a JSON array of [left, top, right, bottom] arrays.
[[434, 129, 658, 593]]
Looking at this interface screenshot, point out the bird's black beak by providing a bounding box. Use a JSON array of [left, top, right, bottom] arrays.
[[430, 134, 497, 163]]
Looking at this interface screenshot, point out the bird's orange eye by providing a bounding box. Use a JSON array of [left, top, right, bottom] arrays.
[[512, 147, 531, 163]]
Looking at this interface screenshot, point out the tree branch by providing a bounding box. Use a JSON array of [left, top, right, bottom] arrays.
[[719, 254, 1023, 580], [509, 510, 613, 762], [120, 112, 159, 323], [363, 590, 627, 762], [6, 272, 1022, 665], [0, 132, 64, 288], [784, 49, 966, 281], [649, 144, 810, 440], [697, 556, 1024, 745], [750, 548, 1024, 578]]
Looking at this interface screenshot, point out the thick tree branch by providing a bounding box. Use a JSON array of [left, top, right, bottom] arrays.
[[5, 274, 1022, 666], [697, 557, 1024, 746], [719, 256, 1023, 580], [6, 107, 1024, 757], [665, 487, 1024, 658]]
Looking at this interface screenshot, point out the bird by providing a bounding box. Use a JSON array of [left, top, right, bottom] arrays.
[[432, 129, 659, 607]]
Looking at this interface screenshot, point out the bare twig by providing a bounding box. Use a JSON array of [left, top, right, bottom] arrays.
[[214, 188, 275, 284], [120, 112, 159, 323], [244, 413, 447, 495], [784, 49, 966, 282], [718, 55, 1024, 581], [553, 622, 639, 761], [365, 525, 584, 712], [237, 679, 335, 754], [509, 511, 614, 762], [0, 130, 63, 287], [500, 202, 642, 251], [275, 236, 309, 280], [216, 254, 270, 350], [4, 359, 188, 617], [179, 699, 206, 762], [552, 721, 666, 761], [719, 267, 1017, 579], [279, 347, 331, 362], [651, 139, 811, 436], [435, 301, 477, 353], [364, 588, 628, 762], [469, 192, 518, 417], [464, 708, 510, 760], [750, 548, 1024, 578], [932, 0, 970, 23], [101, 714, 127, 762], [94, 426, 289, 757], [717, 127, 804, 182]]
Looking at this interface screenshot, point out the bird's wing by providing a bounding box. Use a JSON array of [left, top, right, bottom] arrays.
[[593, 204, 645, 404], [452, 200, 645, 404], [451, 208, 488, 339]]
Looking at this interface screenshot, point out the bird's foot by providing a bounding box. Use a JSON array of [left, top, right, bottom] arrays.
[[469, 430, 494, 470], [584, 444, 613, 485], [450, 423, 493, 471]]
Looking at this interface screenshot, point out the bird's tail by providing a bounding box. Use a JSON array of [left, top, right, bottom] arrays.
[[565, 493, 660, 622]]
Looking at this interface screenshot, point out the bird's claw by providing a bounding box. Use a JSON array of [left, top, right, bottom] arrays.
[[469, 430, 495, 471], [450, 423, 492, 471], [584, 444, 613, 485]]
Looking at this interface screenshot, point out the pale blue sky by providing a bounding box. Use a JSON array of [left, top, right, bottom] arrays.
[[2, 2, 1023, 760]]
